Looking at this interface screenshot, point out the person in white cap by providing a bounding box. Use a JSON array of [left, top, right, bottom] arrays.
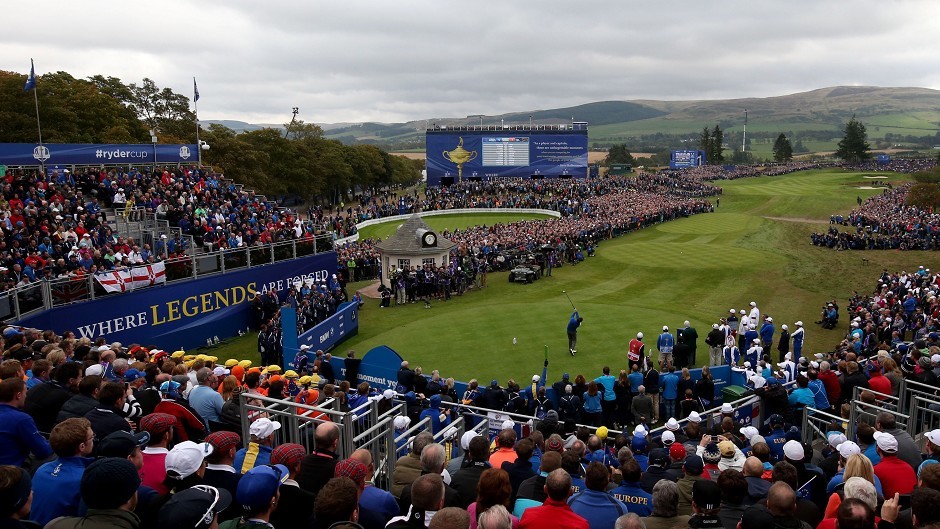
[[727, 310, 739, 340], [777, 353, 797, 384], [723, 340, 741, 367], [872, 431, 916, 497], [748, 302, 760, 328], [658, 326, 675, 370], [233, 418, 281, 474], [923, 429, 940, 469], [746, 339, 763, 367], [736, 310, 749, 351], [759, 316, 775, 350], [776, 324, 790, 363], [786, 321, 802, 363]]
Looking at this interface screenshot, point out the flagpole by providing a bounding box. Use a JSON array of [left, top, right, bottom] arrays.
[[194, 77, 201, 169], [31, 59, 45, 176]]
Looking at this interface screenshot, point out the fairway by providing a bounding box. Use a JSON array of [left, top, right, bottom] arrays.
[[215, 170, 935, 386]]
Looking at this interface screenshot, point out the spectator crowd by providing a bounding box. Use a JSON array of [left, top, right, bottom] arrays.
[[0, 262, 934, 528]]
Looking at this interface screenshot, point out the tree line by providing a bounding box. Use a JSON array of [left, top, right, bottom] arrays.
[[0, 70, 424, 202]]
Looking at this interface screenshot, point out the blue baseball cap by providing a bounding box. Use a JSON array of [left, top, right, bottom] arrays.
[[159, 380, 181, 397], [124, 369, 145, 383], [236, 464, 289, 511]]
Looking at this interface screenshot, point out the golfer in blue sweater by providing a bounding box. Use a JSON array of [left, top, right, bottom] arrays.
[[567, 310, 583, 356]]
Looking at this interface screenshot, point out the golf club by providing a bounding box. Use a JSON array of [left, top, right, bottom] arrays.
[[562, 290, 576, 311]]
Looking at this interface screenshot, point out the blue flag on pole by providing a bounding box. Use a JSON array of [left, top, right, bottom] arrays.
[[193, 77, 199, 102], [24, 59, 36, 92]]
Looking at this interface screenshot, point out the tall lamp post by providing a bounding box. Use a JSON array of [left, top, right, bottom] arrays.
[[150, 129, 158, 172]]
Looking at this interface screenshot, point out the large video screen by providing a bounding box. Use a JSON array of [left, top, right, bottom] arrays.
[[426, 129, 588, 186]]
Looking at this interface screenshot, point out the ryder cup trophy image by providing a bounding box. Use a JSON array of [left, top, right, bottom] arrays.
[[442, 137, 478, 181]]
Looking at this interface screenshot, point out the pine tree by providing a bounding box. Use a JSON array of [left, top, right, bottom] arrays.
[[835, 116, 872, 163], [710, 125, 724, 165], [699, 127, 711, 163], [772, 133, 793, 162]]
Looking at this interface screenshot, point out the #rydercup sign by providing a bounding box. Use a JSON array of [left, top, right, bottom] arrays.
[[16, 253, 337, 350]]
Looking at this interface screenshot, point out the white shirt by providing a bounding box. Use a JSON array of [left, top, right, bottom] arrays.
[[749, 306, 761, 326]]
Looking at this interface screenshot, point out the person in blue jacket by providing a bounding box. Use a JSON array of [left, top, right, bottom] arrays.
[[594, 367, 617, 426], [609, 459, 653, 516], [657, 326, 674, 369], [569, 462, 629, 527], [759, 317, 775, 348], [791, 321, 805, 362], [660, 367, 680, 421], [419, 394, 451, 435], [567, 310, 583, 356]]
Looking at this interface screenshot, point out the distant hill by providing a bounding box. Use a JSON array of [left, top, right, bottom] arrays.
[[209, 87, 940, 154]]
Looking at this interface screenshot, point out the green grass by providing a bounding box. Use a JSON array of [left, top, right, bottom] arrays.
[[356, 213, 554, 240], [210, 170, 935, 386]]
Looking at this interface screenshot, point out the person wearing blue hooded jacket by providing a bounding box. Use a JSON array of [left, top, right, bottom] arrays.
[[419, 394, 451, 435]]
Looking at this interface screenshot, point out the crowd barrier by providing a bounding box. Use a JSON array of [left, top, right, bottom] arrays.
[[333, 207, 562, 246]]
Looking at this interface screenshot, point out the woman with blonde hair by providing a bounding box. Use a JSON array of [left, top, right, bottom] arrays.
[[823, 453, 884, 518]]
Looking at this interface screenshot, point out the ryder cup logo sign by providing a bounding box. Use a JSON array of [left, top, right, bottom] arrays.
[[179, 146, 191, 160], [33, 145, 50, 162]]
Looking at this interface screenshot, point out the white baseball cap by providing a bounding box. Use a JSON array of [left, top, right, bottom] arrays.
[[838, 441, 861, 458], [663, 325, 669, 331], [460, 431, 479, 451], [873, 431, 898, 453], [165, 440, 213, 479], [532, 375, 540, 382], [713, 323, 719, 329], [783, 440, 805, 461], [212, 366, 230, 377], [661, 430, 676, 445], [665, 417, 679, 431], [750, 376, 766, 389], [795, 321, 803, 326], [750, 302, 757, 307], [740, 426, 759, 441], [766, 317, 773, 322], [502, 419, 515, 430], [249, 418, 281, 439], [828, 433, 847, 449], [721, 403, 733, 414], [634, 425, 647, 437], [393, 416, 411, 430], [729, 309, 735, 314], [782, 324, 788, 330], [688, 411, 702, 423], [926, 430, 940, 446], [85, 364, 104, 377]]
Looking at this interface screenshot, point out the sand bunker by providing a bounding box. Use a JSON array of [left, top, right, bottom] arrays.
[[863, 175, 888, 179]]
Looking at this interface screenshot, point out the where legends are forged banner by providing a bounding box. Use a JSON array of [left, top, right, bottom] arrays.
[[0, 143, 200, 166], [16, 252, 337, 351], [95, 262, 167, 293]]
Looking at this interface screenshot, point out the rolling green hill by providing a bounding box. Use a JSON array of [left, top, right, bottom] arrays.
[[315, 86, 940, 154]]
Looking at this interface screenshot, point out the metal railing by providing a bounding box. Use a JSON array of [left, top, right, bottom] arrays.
[[2, 234, 334, 322]]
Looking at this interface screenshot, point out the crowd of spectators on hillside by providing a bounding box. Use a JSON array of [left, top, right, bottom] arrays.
[[811, 185, 940, 250], [0, 262, 938, 529]]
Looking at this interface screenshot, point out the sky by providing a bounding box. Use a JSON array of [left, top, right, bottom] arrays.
[[2, 0, 939, 125]]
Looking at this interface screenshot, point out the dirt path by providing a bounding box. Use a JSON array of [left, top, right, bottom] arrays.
[[762, 216, 825, 224]]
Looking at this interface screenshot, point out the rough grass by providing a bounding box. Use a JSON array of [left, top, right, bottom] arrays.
[[211, 170, 933, 386]]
